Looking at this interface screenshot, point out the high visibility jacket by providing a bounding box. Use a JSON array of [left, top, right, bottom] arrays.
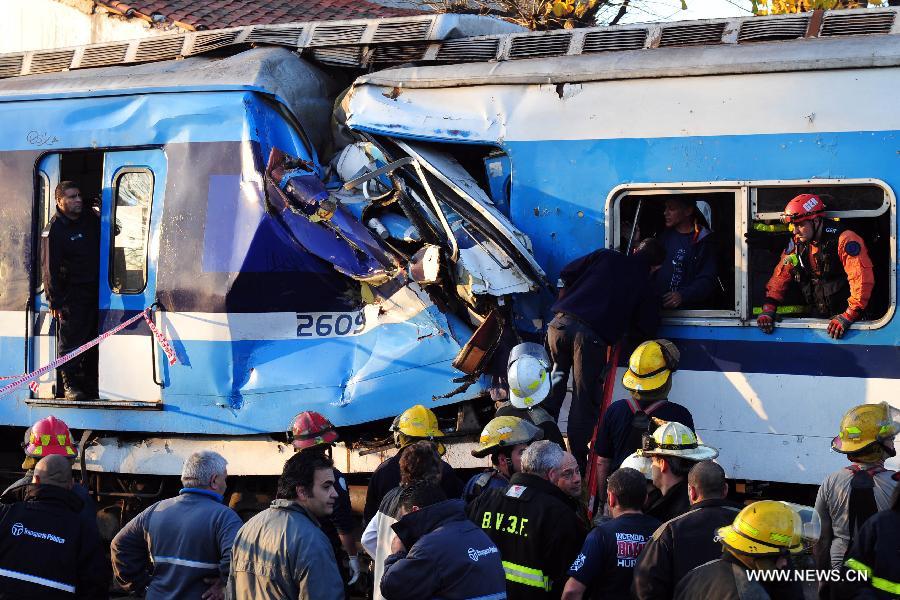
[[467, 472, 584, 599], [843, 508, 900, 599], [764, 223, 874, 317]]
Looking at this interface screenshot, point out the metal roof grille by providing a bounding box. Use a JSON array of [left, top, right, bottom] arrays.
[[190, 30, 241, 54], [659, 22, 726, 46], [0, 54, 23, 77], [29, 50, 75, 74], [582, 28, 647, 53], [509, 33, 571, 59], [372, 43, 429, 63], [739, 16, 808, 42], [435, 37, 499, 62], [821, 11, 895, 36], [310, 46, 363, 66], [80, 43, 129, 68], [372, 20, 431, 43], [134, 35, 185, 63], [310, 24, 367, 46], [246, 25, 305, 46]]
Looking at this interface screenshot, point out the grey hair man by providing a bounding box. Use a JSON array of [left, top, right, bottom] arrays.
[[467, 438, 586, 598], [111, 451, 242, 600]]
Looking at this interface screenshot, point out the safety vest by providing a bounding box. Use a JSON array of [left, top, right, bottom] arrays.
[[790, 222, 850, 317]]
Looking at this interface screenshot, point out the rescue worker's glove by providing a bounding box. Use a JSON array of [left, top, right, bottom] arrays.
[[347, 554, 361, 585], [828, 309, 859, 339], [757, 302, 778, 334]]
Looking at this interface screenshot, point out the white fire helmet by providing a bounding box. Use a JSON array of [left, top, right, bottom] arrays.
[[619, 451, 653, 480], [507, 342, 551, 410]]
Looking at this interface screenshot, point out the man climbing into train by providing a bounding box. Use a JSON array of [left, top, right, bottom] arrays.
[[757, 194, 874, 339]]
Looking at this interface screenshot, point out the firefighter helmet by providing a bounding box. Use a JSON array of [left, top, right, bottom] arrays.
[[640, 421, 718, 461], [620, 451, 653, 480], [391, 405, 445, 453], [718, 500, 820, 557], [622, 340, 680, 393], [24, 416, 77, 460], [508, 342, 551, 409], [472, 416, 543, 458], [831, 402, 900, 455], [781, 194, 826, 225], [290, 411, 339, 452]]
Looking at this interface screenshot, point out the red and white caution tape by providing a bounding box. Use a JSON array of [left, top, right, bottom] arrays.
[[0, 308, 178, 399], [0, 376, 38, 393]]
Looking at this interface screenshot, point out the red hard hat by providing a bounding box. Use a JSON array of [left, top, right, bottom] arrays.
[[290, 411, 338, 451], [781, 194, 826, 224], [24, 416, 77, 459]]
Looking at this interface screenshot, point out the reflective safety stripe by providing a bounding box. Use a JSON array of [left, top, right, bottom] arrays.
[[152, 556, 219, 569], [845, 559, 900, 594], [0, 567, 76, 593], [466, 593, 506, 600], [502, 560, 551, 591]]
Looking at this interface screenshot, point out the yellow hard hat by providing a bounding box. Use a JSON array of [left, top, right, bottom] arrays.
[[831, 402, 900, 455], [472, 416, 543, 458], [391, 405, 445, 452], [622, 340, 680, 393], [640, 420, 718, 461], [718, 500, 820, 557]]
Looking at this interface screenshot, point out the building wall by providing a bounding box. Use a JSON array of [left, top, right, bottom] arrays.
[[0, 0, 177, 53]]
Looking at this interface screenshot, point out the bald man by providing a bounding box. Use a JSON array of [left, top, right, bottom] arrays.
[[0, 455, 108, 598]]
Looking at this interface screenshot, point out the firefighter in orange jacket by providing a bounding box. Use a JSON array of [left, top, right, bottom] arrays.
[[757, 194, 874, 339]]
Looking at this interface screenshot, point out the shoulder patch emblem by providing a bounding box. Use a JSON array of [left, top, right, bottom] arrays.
[[506, 484, 527, 498], [570, 553, 586, 571], [844, 241, 861, 257]]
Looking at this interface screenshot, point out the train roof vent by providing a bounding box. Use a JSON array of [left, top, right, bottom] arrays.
[[246, 25, 305, 46], [309, 24, 367, 47], [190, 30, 242, 55], [582, 28, 648, 53], [0, 54, 23, 78], [372, 43, 430, 63], [80, 43, 130, 69], [738, 15, 809, 42], [134, 35, 185, 63], [659, 22, 727, 47], [509, 32, 572, 59], [435, 37, 500, 62], [820, 11, 895, 36], [29, 49, 75, 74], [372, 19, 432, 43], [310, 46, 364, 67]]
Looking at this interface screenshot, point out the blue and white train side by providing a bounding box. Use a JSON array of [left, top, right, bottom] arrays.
[[345, 19, 900, 486]]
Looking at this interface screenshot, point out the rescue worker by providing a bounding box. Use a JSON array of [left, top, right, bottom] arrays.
[[363, 404, 463, 524], [495, 343, 566, 450], [841, 487, 900, 599], [290, 411, 360, 588], [757, 194, 874, 339], [641, 421, 718, 523], [467, 439, 585, 599], [593, 340, 694, 504], [111, 451, 242, 600], [674, 500, 815, 600], [0, 454, 108, 599], [42, 181, 101, 400], [562, 467, 660, 600], [380, 482, 506, 600], [632, 460, 741, 600], [815, 402, 898, 570], [653, 196, 718, 309], [463, 415, 543, 503], [227, 451, 343, 600], [544, 238, 667, 474]]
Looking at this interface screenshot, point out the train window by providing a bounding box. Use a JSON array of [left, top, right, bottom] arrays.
[[110, 170, 153, 294], [748, 182, 894, 327], [612, 187, 742, 321], [36, 173, 51, 292]]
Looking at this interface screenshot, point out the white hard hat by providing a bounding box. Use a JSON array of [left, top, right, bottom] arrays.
[[620, 452, 653, 480], [508, 343, 551, 409], [640, 421, 719, 462]]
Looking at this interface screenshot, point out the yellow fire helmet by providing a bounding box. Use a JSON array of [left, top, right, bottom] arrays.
[[718, 500, 820, 557], [831, 402, 900, 455], [639, 420, 718, 462], [391, 404, 445, 454], [472, 416, 543, 458], [622, 339, 680, 393]]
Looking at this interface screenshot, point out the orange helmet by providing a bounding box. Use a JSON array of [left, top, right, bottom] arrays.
[[290, 411, 339, 451], [781, 194, 826, 224], [24, 416, 77, 459]]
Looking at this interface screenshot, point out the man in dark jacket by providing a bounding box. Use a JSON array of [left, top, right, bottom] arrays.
[[467, 440, 585, 599], [544, 238, 666, 473], [111, 451, 242, 600], [841, 487, 900, 599], [0, 454, 108, 599], [381, 482, 506, 600], [653, 197, 718, 309], [632, 461, 740, 600], [41, 181, 101, 400]]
